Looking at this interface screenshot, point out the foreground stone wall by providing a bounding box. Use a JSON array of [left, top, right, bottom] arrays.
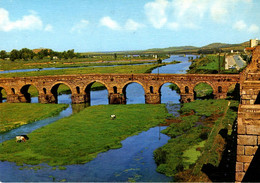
[[236, 46, 260, 182]]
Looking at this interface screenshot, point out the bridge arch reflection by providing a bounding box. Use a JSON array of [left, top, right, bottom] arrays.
[[85, 81, 109, 105], [123, 82, 145, 104], [159, 82, 181, 104]]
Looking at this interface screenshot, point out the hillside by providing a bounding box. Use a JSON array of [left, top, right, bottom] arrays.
[[142, 41, 250, 54]]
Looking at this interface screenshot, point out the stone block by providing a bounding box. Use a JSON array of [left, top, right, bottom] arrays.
[[245, 146, 258, 155], [236, 172, 245, 182], [238, 124, 246, 134], [236, 162, 244, 172], [243, 163, 250, 172], [237, 145, 244, 155], [237, 135, 257, 145], [237, 155, 253, 163], [247, 125, 260, 135]]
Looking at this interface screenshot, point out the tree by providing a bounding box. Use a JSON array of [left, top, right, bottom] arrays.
[[10, 49, 20, 61], [0, 50, 7, 59], [66, 49, 75, 59], [20, 48, 34, 61]]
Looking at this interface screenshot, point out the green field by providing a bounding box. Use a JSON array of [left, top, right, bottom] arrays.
[[0, 57, 158, 71], [0, 103, 68, 133], [0, 63, 168, 78], [0, 104, 169, 166]]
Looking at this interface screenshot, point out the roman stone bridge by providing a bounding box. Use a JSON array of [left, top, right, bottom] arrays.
[[0, 73, 240, 104]]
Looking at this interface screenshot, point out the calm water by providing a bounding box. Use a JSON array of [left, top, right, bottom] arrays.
[[0, 55, 194, 182]]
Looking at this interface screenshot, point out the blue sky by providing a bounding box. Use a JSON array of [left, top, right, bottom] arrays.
[[0, 0, 259, 52]]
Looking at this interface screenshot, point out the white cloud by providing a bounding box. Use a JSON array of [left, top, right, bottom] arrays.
[[144, 0, 253, 31], [100, 17, 144, 31], [71, 19, 89, 33], [0, 8, 52, 32], [124, 19, 144, 31], [233, 20, 259, 34], [100, 16, 121, 30], [144, 0, 168, 29], [210, 0, 229, 23], [249, 24, 259, 33], [233, 20, 247, 31]]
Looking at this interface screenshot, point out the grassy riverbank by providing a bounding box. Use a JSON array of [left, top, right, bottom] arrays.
[[0, 103, 68, 133], [154, 99, 238, 181], [0, 58, 158, 71], [0, 63, 168, 78], [0, 104, 169, 166], [187, 54, 242, 74]]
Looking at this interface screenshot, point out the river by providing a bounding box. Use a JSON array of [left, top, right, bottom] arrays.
[[0, 55, 195, 182]]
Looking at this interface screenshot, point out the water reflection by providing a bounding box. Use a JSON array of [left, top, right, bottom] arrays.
[[124, 83, 145, 104]]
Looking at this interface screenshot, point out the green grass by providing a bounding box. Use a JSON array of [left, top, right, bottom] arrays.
[[0, 104, 169, 166], [194, 83, 213, 98], [0, 57, 159, 71], [153, 99, 236, 178], [0, 63, 167, 78], [0, 103, 68, 133], [188, 55, 225, 74], [183, 141, 206, 168]]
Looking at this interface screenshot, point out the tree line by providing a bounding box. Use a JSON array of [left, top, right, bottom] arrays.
[[0, 48, 78, 61]]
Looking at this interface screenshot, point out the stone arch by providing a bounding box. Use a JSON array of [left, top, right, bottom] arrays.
[[20, 84, 39, 103], [84, 81, 109, 105], [159, 81, 181, 94], [122, 81, 145, 104], [150, 86, 154, 93], [193, 82, 214, 100], [51, 82, 73, 104], [85, 80, 110, 93], [218, 86, 222, 93], [43, 88, 47, 94], [159, 82, 181, 104], [185, 86, 189, 94], [113, 86, 118, 94], [0, 86, 7, 103], [122, 81, 146, 93], [76, 86, 80, 94], [11, 88, 15, 94]]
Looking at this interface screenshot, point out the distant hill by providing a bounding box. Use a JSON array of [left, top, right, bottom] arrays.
[[142, 41, 250, 53], [146, 46, 198, 52]]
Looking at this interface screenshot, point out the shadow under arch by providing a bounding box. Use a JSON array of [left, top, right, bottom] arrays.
[[51, 83, 72, 104], [193, 82, 214, 100], [159, 82, 181, 104], [122, 82, 145, 104], [85, 81, 109, 106], [227, 83, 240, 100], [20, 84, 39, 103], [0, 87, 7, 103]]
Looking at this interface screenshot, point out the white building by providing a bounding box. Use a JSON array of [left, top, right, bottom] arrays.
[[250, 39, 258, 47]]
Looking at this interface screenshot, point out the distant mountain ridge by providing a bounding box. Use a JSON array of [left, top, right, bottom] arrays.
[[144, 41, 250, 53]]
